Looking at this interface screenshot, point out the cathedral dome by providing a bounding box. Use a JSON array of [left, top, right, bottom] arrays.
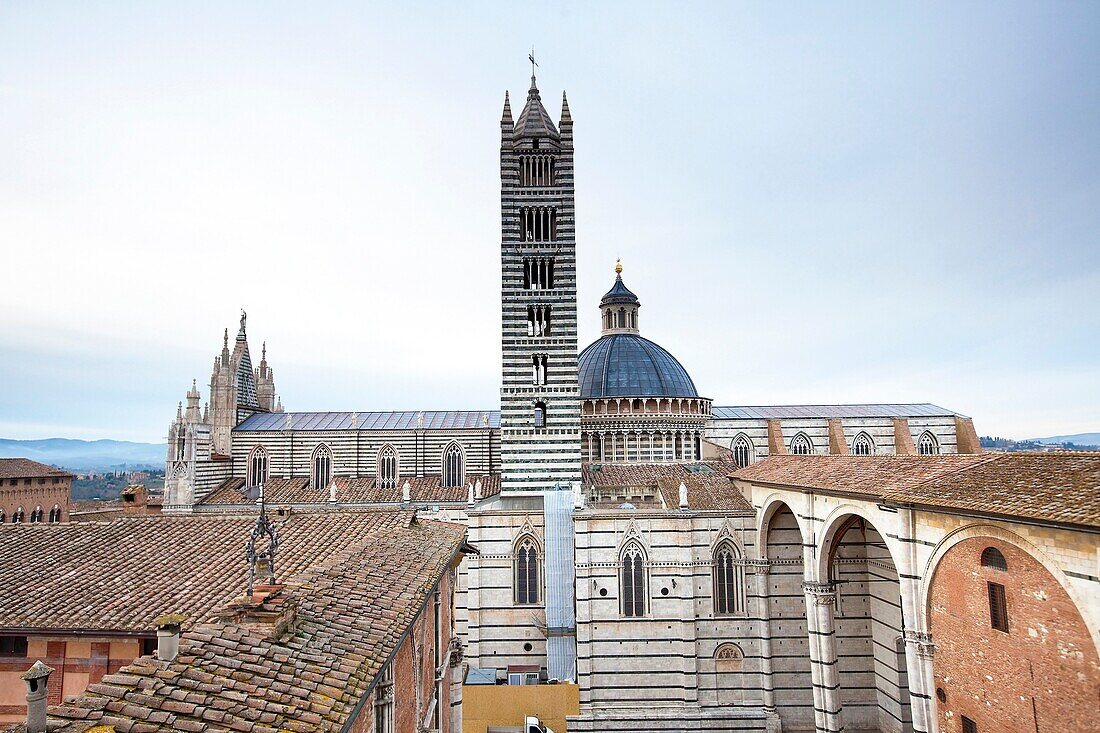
[[578, 333, 699, 399]]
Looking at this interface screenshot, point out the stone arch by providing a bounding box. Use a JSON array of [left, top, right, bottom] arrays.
[[921, 523, 1100, 654], [756, 494, 809, 558], [818, 507, 914, 731]]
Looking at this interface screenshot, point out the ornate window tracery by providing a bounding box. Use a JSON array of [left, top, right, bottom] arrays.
[[514, 535, 541, 605], [311, 444, 332, 491], [247, 446, 268, 487], [621, 542, 647, 617], [442, 442, 464, 488], [713, 540, 745, 615], [378, 444, 399, 490]]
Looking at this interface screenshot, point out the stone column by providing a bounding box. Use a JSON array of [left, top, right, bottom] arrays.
[[904, 630, 938, 733], [748, 559, 777, 714], [803, 581, 842, 733]]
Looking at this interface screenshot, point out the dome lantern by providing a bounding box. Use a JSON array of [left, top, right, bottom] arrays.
[[600, 260, 641, 335]]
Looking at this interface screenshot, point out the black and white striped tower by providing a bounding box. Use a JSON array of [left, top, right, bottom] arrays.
[[499, 67, 582, 493]]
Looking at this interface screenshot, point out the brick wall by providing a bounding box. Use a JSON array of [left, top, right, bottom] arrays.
[[929, 537, 1099, 732]]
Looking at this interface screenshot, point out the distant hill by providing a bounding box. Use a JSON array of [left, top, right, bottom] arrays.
[[0, 438, 165, 472], [1031, 433, 1100, 447]]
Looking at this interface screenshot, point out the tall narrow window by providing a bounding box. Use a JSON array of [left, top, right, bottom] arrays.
[[532, 354, 549, 385], [732, 434, 753, 468], [247, 446, 268, 487], [789, 433, 813, 455], [176, 430, 186, 460], [621, 542, 647, 617], [0, 511, 5, 523], [713, 541, 745, 615], [533, 401, 547, 429], [442, 442, 464, 488], [527, 305, 552, 336], [852, 432, 874, 455], [523, 257, 555, 290], [12, 507, 24, 523], [311, 444, 332, 490], [987, 581, 1009, 633], [378, 445, 399, 490], [30, 506, 43, 523], [515, 536, 541, 605], [49, 505, 62, 523], [373, 662, 394, 733], [918, 431, 939, 455], [520, 207, 557, 242]]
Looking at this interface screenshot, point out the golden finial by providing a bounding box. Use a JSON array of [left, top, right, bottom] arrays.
[[614, 258, 623, 275]]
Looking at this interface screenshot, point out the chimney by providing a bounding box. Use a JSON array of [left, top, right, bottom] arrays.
[[21, 660, 54, 733], [218, 585, 298, 641], [155, 614, 185, 662], [122, 484, 149, 514]]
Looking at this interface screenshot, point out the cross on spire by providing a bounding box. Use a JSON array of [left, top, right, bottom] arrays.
[[529, 48, 538, 77]]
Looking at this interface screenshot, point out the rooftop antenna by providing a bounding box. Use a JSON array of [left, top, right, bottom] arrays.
[[242, 481, 278, 597]]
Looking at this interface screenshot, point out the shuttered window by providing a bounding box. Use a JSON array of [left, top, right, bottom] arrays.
[[961, 716, 977, 733], [988, 581, 1009, 633]]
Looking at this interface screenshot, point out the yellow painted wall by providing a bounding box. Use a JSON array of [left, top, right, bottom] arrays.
[[462, 683, 579, 733]]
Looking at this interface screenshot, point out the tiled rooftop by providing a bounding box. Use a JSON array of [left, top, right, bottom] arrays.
[[0, 510, 461, 633], [4, 510, 465, 732], [201, 474, 502, 506], [736, 453, 1100, 528], [0, 458, 72, 480], [582, 461, 751, 511]]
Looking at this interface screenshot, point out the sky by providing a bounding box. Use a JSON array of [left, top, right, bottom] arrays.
[[1, 2, 1097, 443]]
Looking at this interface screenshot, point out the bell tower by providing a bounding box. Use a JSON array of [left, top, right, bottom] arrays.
[[499, 65, 582, 493]]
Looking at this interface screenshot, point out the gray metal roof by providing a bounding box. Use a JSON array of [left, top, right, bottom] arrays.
[[578, 334, 699, 399], [710, 404, 963, 420], [235, 410, 500, 432]]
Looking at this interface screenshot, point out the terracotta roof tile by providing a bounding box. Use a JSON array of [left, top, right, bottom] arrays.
[[735, 453, 1100, 528], [582, 461, 751, 511], [3, 509, 465, 732], [0, 458, 72, 480]]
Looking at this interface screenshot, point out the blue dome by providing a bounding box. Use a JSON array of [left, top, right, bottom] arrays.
[[578, 334, 699, 399]]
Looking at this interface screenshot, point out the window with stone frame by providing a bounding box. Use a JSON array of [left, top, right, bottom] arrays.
[[48, 504, 61, 523], [621, 542, 647, 617], [918, 431, 939, 455], [851, 432, 875, 455], [442, 442, 464, 488], [378, 445, 399, 490], [713, 541, 746, 615], [11, 507, 24, 523], [533, 401, 547, 429], [514, 535, 541, 605], [373, 662, 394, 733], [311, 444, 333, 491], [247, 446, 268, 487], [789, 432, 813, 455], [732, 434, 753, 468]]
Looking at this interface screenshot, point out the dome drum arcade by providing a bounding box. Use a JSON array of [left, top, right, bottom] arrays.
[[578, 261, 710, 463]]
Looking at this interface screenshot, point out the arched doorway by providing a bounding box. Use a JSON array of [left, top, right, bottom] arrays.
[[762, 502, 814, 730], [825, 514, 912, 732]]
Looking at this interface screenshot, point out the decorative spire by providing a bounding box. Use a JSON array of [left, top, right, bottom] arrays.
[[501, 91, 512, 123], [561, 90, 571, 124], [243, 483, 279, 597], [528, 47, 539, 98], [615, 258, 623, 275]]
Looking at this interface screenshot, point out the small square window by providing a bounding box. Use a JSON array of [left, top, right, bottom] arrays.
[[0, 636, 28, 657], [961, 716, 977, 733]]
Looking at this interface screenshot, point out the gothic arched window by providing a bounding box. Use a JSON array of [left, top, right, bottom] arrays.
[[732, 434, 753, 468], [533, 401, 547, 429], [12, 507, 25, 523], [176, 429, 186, 461], [30, 506, 43, 523], [514, 535, 541, 605], [789, 433, 813, 455], [852, 432, 875, 455], [713, 540, 745, 616], [49, 504, 62, 523], [442, 442, 465, 488], [378, 444, 399, 490], [918, 431, 939, 455], [981, 547, 1007, 571], [621, 542, 647, 617], [311, 444, 332, 490], [0, 510, 5, 523], [247, 446, 268, 487]]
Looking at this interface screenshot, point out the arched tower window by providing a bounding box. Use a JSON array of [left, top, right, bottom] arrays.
[[176, 428, 186, 461], [732, 434, 754, 468], [918, 431, 939, 455], [378, 444, 399, 490], [789, 433, 813, 455], [713, 540, 745, 615], [514, 535, 541, 605], [30, 506, 43, 523], [621, 542, 647, 617], [49, 504, 62, 523], [442, 442, 465, 488], [12, 507, 25, 523], [533, 401, 547, 429], [247, 446, 268, 487], [852, 432, 875, 455], [981, 547, 1007, 571], [311, 444, 332, 490]]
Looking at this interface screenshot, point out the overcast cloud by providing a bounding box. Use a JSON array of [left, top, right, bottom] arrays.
[[1, 1, 1097, 442]]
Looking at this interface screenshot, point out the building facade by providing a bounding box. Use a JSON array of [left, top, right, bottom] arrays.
[[0, 459, 70, 525]]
